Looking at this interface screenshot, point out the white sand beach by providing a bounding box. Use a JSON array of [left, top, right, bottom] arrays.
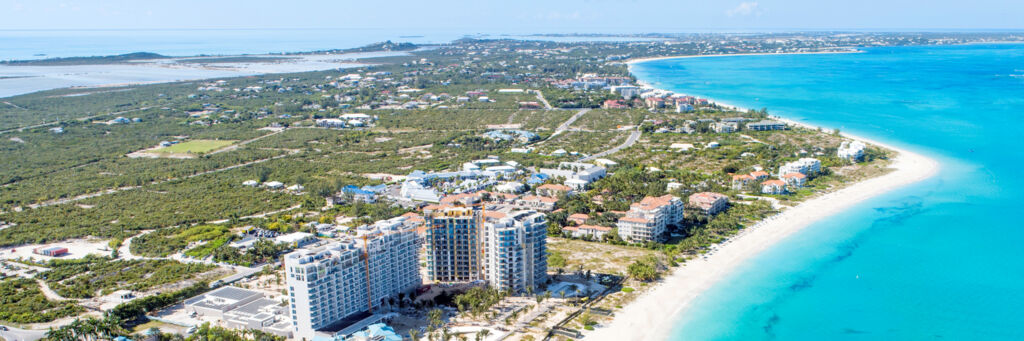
[[588, 142, 938, 341], [588, 61, 940, 341]]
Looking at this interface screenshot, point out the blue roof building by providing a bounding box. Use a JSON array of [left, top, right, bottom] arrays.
[[527, 173, 550, 184]]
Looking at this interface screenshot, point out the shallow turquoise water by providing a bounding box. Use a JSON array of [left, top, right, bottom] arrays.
[[632, 44, 1024, 340]]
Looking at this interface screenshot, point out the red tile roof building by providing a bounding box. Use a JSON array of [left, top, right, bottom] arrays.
[[562, 224, 612, 239], [688, 192, 730, 216], [616, 195, 684, 243]]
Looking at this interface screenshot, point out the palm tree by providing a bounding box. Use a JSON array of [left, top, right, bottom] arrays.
[[409, 329, 421, 341]]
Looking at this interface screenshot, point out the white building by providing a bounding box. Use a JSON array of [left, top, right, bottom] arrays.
[[712, 122, 738, 133], [616, 195, 684, 243], [838, 140, 866, 161], [610, 85, 641, 99], [688, 192, 729, 216], [778, 158, 821, 177], [562, 225, 612, 240], [483, 211, 548, 292], [539, 162, 607, 189], [495, 181, 526, 193], [184, 286, 293, 338], [316, 118, 348, 129], [283, 220, 420, 340]]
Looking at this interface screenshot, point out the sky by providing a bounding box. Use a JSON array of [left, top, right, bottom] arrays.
[[1, 0, 1023, 32]]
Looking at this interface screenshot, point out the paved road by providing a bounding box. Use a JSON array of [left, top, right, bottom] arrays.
[[530, 89, 553, 110], [0, 106, 151, 135], [580, 128, 641, 161], [0, 325, 47, 341], [544, 108, 590, 142]]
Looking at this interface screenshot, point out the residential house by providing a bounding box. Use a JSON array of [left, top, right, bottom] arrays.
[[782, 172, 807, 188], [761, 180, 788, 194], [838, 140, 867, 161], [779, 158, 821, 177], [562, 225, 612, 239], [536, 183, 572, 198]]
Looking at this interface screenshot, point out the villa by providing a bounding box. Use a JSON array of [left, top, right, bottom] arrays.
[[838, 140, 867, 161], [563, 224, 612, 239], [688, 192, 730, 216], [761, 180, 788, 194], [782, 172, 808, 188], [537, 183, 573, 197], [779, 158, 821, 176]]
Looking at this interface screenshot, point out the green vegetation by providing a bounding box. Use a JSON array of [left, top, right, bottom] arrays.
[[454, 287, 508, 318], [107, 281, 208, 323], [131, 224, 233, 257], [43, 316, 129, 341], [39, 256, 219, 298], [211, 240, 291, 267], [152, 139, 236, 154], [627, 255, 660, 281], [0, 278, 83, 324]]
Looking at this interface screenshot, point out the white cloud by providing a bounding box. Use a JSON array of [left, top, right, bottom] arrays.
[[726, 2, 763, 17]]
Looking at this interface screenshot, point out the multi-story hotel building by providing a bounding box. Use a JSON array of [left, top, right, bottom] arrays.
[[283, 217, 420, 340]]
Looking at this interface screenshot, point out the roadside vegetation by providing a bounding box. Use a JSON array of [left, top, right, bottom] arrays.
[[0, 278, 83, 324]]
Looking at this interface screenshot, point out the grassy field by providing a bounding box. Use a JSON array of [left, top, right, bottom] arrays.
[[154, 139, 236, 154]]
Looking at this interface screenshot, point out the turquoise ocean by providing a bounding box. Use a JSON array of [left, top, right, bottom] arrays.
[[631, 44, 1024, 339]]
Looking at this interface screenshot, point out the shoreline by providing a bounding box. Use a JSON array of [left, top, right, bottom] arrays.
[[586, 63, 940, 341]]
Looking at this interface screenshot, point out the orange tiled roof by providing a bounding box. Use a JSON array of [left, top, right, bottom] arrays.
[[620, 217, 651, 224], [538, 184, 572, 192], [578, 224, 612, 231]]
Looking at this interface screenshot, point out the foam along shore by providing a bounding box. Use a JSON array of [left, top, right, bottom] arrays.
[[588, 65, 940, 341], [588, 139, 938, 341]]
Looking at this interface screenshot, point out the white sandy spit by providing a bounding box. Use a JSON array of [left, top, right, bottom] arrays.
[[586, 62, 940, 341]]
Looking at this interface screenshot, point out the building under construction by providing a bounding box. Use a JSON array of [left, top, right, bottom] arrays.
[[424, 205, 485, 283], [424, 200, 548, 292], [283, 216, 421, 340]]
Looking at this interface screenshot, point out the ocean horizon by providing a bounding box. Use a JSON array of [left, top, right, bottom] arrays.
[[632, 43, 1024, 339], [0, 29, 665, 99]]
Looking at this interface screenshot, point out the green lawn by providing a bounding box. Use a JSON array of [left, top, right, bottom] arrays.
[[155, 139, 236, 154]]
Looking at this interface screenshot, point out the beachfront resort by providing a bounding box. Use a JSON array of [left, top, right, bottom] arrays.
[[0, 33, 936, 341]]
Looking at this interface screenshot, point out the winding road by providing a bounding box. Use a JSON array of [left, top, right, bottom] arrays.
[[580, 128, 642, 162], [544, 108, 590, 142]]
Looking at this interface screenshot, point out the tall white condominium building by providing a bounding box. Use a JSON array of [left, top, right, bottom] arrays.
[[483, 210, 548, 292], [284, 217, 420, 340], [778, 158, 822, 176], [616, 195, 684, 243], [837, 140, 867, 161]]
